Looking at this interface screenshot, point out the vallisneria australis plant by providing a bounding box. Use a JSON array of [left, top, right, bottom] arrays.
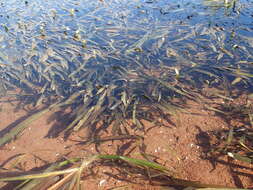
[[0, 154, 247, 190]]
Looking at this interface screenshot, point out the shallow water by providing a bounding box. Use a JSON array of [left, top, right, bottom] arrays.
[[0, 0, 252, 69], [1, 1, 253, 189], [0, 0, 253, 138]]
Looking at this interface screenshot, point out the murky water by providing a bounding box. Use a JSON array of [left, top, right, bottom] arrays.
[[0, 0, 253, 142]]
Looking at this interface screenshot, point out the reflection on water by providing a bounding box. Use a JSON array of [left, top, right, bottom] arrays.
[[0, 0, 252, 142]]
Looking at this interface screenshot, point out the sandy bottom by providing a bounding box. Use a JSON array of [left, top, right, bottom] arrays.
[[0, 91, 252, 190]]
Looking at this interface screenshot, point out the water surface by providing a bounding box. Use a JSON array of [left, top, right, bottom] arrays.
[[0, 0, 253, 137]]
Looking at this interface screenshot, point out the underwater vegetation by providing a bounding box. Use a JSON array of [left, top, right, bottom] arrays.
[[0, 0, 252, 189]]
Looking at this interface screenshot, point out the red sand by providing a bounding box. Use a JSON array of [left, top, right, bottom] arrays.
[[0, 92, 252, 189]]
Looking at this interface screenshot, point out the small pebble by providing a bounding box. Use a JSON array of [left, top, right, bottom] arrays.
[[98, 179, 107, 186]]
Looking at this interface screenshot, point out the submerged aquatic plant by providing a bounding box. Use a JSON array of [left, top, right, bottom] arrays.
[[0, 0, 253, 145], [0, 0, 253, 189], [203, 101, 253, 164], [0, 154, 243, 189]]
